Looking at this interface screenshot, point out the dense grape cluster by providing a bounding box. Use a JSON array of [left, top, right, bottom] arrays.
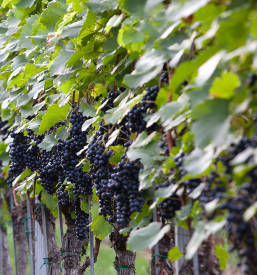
[[157, 181, 181, 219], [57, 175, 69, 206], [220, 188, 257, 274], [86, 121, 115, 221], [24, 131, 44, 172], [74, 197, 89, 240], [100, 90, 120, 113], [57, 106, 92, 196], [7, 130, 28, 185], [0, 117, 8, 136], [38, 147, 61, 194], [125, 85, 159, 134], [108, 146, 144, 227]]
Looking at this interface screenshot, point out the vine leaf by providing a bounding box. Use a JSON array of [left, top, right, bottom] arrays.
[[39, 103, 70, 134], [90, 201, 113, 240], [210, 72, 240, 99], [214, 245, 229, 270], [191, 98, 231, 149], [127, 222, 170, 251], [168, 246, 183, 262], [38, 134, 57, 151]]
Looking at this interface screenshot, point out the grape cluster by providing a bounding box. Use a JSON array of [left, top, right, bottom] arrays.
[[220, 189, 257, 275], [57, 106, 92, 196], [38, 147, 61, 194], [160, 72, 168, 83], [57, 175, 69, 206], [74, 197, 89, 240], [157, 181, 181, 219], [125, 85, 159, 134], [24, 132, 44, 172], [86, 122, 115, 221], [0, 117, 8, 136], [159, 136, 169, 156], [100, 90, 120, 113], [7, 130, 28, 185], [108, 146, 144, 227]]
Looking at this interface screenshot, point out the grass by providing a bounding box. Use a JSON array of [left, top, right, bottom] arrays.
[[6, 222, 150, 275]]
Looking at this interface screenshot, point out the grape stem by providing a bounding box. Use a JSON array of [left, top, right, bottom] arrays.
[[12, 187, 18, 206]]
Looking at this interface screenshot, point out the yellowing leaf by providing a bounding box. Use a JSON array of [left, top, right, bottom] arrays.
[[214, 245, 229, 270], [168, 246, 183, 262], [210, 72, 240, 99]]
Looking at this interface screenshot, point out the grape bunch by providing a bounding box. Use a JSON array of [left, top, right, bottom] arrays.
[[124, 85, 159, 134], [157, 181, 181, 219], [7, 130, 28, 185], [160, 72, 168, 83], [57, 106, 92, 196], [38, 147, 61, 194], [100, 90, 120, 113], [74, 197, 89, 241], [0, 117, 8, 136], [86, 121, 115, 221], [220, 188, 257, 275], [108, 145, 144, 227], [24, 132, 44, 172], [57, 175, 69, 206]]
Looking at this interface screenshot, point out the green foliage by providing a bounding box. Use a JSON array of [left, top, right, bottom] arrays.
[[0, 0, 257, 271], [214, 245, 229, 270], [90, 201, 113, 240], [39, 104, 70, 134]]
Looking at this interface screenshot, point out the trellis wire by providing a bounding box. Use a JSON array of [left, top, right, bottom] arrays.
[[89, 195, 94, 275], [10, 189, 18, 275], [26, 194, 34, 275], [153, 208, 160, 275]]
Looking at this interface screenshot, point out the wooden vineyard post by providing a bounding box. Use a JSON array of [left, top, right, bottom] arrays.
[[10, 189, 18, 275], [153, 208, 160, 275], [175, 225, 199, 275], [58, 202, 64, 244], [89, 195, 94, 275], [26, 194, 34, 275], [41, 204, 49, 275], [0, 205, 2, 275]]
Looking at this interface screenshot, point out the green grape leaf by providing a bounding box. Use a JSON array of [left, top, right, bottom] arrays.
[[38, 134, 57, 151], [168, 246, 183, 262], [90, 201, 113, 240], [39, 103, 70, 134], [191, 98, 231, 149], [127, 222, 170, 251], [210, 72, 240, 99], [39, 1, 67, 32], [215, 245, 229, 270]]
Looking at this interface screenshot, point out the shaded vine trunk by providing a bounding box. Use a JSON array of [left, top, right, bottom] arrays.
[[179, 240, 221, 275], [60, 203, 87, 275], [77, 237, 101, 275], [109, 228, 136, 275], [151, 228, 175, 275], [11, 200, 28, 275], [34, 203, 61, 275], [1, 227, 12, 275]]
